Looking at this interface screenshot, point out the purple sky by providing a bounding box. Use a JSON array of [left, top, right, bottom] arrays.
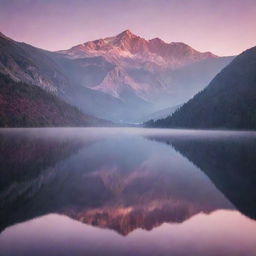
[[0, 0, 256, 56]]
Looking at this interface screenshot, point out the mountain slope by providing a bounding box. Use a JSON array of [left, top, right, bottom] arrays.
[[0, 74, 106, 127], [149, 46, 256, 129]]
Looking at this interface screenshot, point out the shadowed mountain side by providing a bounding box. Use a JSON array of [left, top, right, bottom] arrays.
[[152, 134, 256, 219], [0, 133, 233, 235], [0, 33, 69, 93], [0, 74, 108, 127], [148, 46, 256, 129]]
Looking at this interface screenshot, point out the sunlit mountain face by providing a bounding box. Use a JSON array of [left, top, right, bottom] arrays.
[[59, 29, 216, 70]]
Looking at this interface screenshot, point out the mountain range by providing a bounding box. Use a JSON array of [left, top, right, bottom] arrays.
[[148, 46, 256, 129], [0, 30, 233, 124]]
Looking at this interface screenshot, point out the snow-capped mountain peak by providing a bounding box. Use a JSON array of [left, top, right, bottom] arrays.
[[59, 30, 217, 70]]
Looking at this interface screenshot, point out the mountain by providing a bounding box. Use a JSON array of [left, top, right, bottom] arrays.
[[59, 29, 217, 70], [59, 30, 234, 114], [0, 31, 233, 123], [148, 46, 256, 129], [0, 74, 106, 127]]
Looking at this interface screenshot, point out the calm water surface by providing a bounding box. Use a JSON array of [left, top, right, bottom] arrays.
[[0, 127, 256, 256]]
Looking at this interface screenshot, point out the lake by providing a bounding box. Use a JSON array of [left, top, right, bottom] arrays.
[[0, 127, 256, 256]]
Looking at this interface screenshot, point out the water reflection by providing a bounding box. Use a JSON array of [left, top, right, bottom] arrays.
[[153, 133, 256, 219], [0, 128, 256, 256]]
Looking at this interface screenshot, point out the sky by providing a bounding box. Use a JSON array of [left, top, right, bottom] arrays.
[[0, 0, 256, 56]]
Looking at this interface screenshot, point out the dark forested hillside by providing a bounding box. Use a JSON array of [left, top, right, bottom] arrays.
[[149, 46, 256, 130], [0, 74, 106, 127]]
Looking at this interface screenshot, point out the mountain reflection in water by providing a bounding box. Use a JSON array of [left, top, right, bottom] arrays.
[[0, 128, 256, 256]]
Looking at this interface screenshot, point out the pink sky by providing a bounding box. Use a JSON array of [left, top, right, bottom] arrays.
[[0, 0, 256, 56]]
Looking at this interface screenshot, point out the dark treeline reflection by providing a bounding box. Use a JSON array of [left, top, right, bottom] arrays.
[[0, 128, 237, 235], [0, 128, 104, 232], [152, 132, 256, 219], [0, 131, 83, 190]]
